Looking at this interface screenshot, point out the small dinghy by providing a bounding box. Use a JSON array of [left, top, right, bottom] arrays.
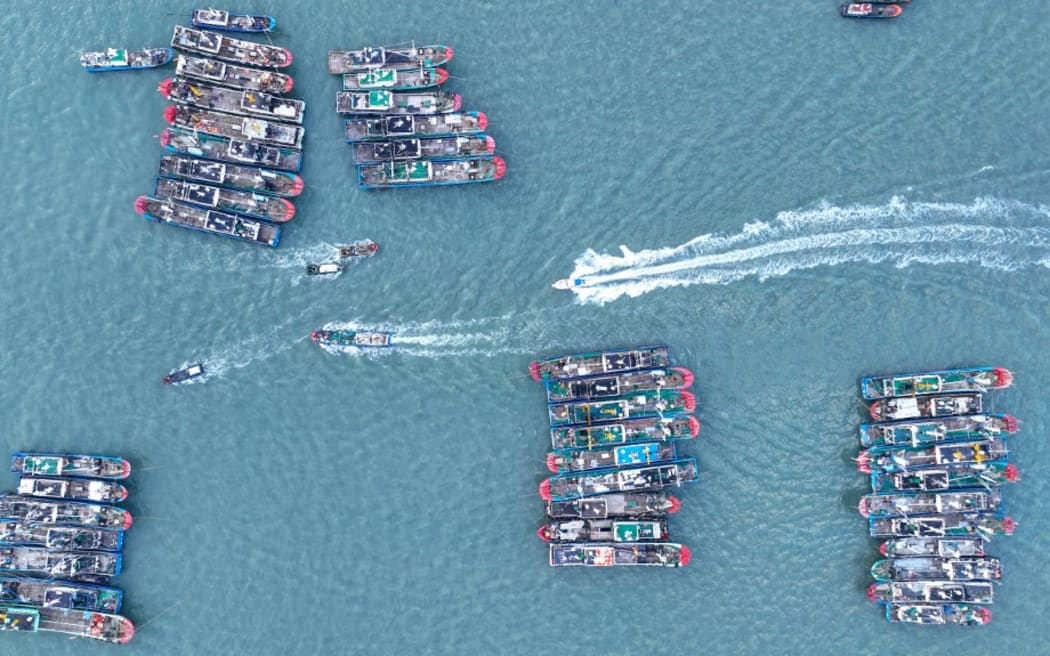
[[306, 263, 344, 276], [163, 363, 205, 384]]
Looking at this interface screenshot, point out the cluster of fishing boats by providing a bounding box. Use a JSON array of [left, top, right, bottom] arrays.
[[135, 12, 305, 247], [530, 346, 698, 568], [856, 366, 1017, 626], [840, 0, 910, 19], [0, 452, 135, 644], [328, 43, 506, 189]]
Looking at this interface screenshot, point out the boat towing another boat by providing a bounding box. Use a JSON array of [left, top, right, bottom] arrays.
[[154, 177, 295, 223], [310, 330, 392, 348], [191, 8, 276, 32], [176, 54, 293, 93], [80, 47, 174, 71], [336, 90, 461, 115], [136, 195, 281, 247], [158, 155, 304, 197], [171, 25, 291, 68], [548, 542, 690, 567], [344, 112, 487, 142], [165, 105, 305, 149], [861, 367, 1013, 400], [160, 78, 306, 125], [327, 45, 454, 74]]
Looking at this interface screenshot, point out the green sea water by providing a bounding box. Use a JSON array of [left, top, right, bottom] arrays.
[[3, 1, 1050, 654]]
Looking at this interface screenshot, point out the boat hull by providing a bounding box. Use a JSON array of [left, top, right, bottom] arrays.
[[17, 477, 128, 504], [176, 55, 293, 93], [342, 67, 449, 91], [350, 135, 494, 164], [81, 47, 174, 71], [551, 415, 699, 450], [162, 127, 302, 172], [541, 459, 699, 502], [356, 156, 505, 189], [311, 330, 393, 348], [870, 556, 1001, 582], [154, 177, 295, 223], [136, 195, 281, 248], [0, 521, 124, 552], [0, 577, 123, 613]]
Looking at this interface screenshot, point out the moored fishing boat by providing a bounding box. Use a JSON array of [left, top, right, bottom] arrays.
[[870, 462, 1018, 493], [880, 537, 986, 558], [548, 390, 696, 427], [350, 135, 494, 164], [160, 78, 305, 124], [310, 330, 392, 348], [17, 477, 128, 504], [345, 112, 487, 142], [868, 580, 994, 605], [171, 25, 291, 68], [546, 493, 680, 519], [338, 240, 379, 258], [540, 459, 699, 502], [862, 367, 1012, 400], [80, 47, 174, 71], [336, 90, 461, 115], [551, 416, 699, 450], [176, 55, 293, 93], [0, 577, 123, 613], [0, 521, 124, 552], [885, 603, 991, 626], [343, 67, 449, 91], [165, 105, 305, 148], [154, 177, 295, 223], [549, 542, 690, 567], [357, 156, 505, 189], [869, 393, 982, 421], [191, 8, 276, 32], [159, 155, 304, 197], [546, 442, 678, 474], [327, 45, 453, 74], [870, 556, 1001, 582], [530, 346, 672, 382], [869, 513, 1016, 539], [545, 367, 693, 403], [857, 438, 1008, 473], [135, 195, 281, 248], [538, 518, 668, 543], [0, 547, 122, 583], [841, 3, 903, 18], [11, 453, 129, 480], [859, 414, 1019, 448], [0, 605, 135, 643], [858, 489, 1002, 518], [161, 127, 302, 172]]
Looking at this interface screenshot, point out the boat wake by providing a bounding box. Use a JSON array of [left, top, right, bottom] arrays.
[[558, 196, 1050, 304]]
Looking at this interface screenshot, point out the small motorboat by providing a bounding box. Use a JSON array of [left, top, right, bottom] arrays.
[[306, 263, 344, 276], [552, 277, 587, 290], [163, 363, 205, 385], [840, 3, 903, 18], [338, 240, 379, 259]]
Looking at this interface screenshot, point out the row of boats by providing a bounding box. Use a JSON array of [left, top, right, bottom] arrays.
[[854, 366, 1017, 626], [0, 452, 136, 644], [530, 346, 699, 567], [327, 44, 506, 189], [136, 21, 307, 247], [840, 1, 911, 19]]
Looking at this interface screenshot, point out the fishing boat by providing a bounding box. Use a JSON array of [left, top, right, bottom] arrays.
[[869, 393, 982, 421], [350, 135, 494, 164], [17, 477, 128, 504], [0, 577, 123, 613], [0, 521, 124, 552], [870, 461, 1018, 493], [868, 580, 994, 605], [338, 240, 379, 258], [0, 496, 131, 530], [154, 177, 296, 223], [546, 442, 678, 474], [191, 8, 276, 32], [342, 67, 449, 91], [0, 547, 122, 583], [540, 459, 699, 502], [165, 105, 305, 149], [538, 518, 668, 543], [336, 90, 461, 115], [0, 605, 135, 643], [859, 414, 1019, 449], [327, 45, 453, 74], [548, 390, 696, 427], [857, 438, 1008, 474], [862, 367, 1012, 400], [80, 47, 174, 71], [357, 157, 505, 189], [885, 603, 991, 626], [549, 542, 690, 568], [546, 493, 680, 519], [551, 416, 699, 450], [160, 78, 305, 125], [880, 537, 986, 558], [546, 368, 693, 405], [870, 556, 1001, 582], [841, 3, 903, 18], [135, 195, 281, 248], [171, 25, 291, 68], [161, 128, 302, 172], [176, 55, 293, 93], [858, 489, 1002, 518], [159, 155, 304, 197], [163, 362, 205, 385], [310, 330, 392, 348], [11, 453, 129, 481], [530, 346, 672, 382], [345, 112, 487, 142], [869, 513, 1016, 539], [306, 263, 343, 276]]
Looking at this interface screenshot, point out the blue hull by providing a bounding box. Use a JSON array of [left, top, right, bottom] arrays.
[[83, 48, 174, 71], [191, 12, 276, 32]]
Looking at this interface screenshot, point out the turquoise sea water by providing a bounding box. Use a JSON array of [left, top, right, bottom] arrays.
[[3, 0, 1050, 653]]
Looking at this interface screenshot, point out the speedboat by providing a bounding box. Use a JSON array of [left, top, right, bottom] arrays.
[[552, 277, 586, 290], [306, 263, 344, 276], [840, 3, 903, 18], [163, 363, 205, 384], [338, 240, 379, 258]]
